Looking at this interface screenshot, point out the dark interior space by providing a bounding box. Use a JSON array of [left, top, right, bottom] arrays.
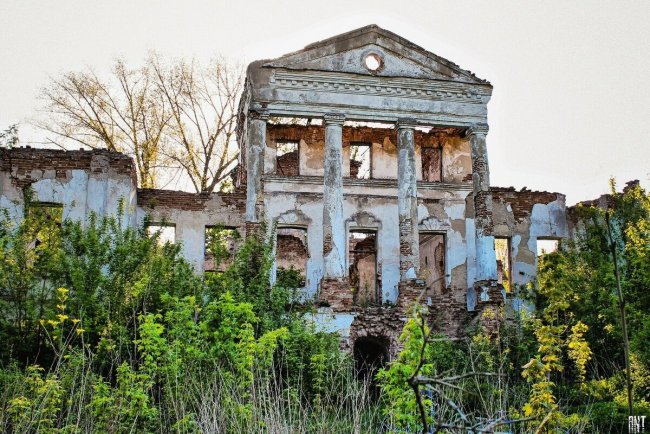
[[354, 336, 389, 399]]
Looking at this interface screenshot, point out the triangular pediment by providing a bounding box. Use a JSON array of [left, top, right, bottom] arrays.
[[263, 25, 488, 85]]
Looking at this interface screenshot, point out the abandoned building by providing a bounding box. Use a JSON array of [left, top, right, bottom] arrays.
[[0, 25, 572, 364]]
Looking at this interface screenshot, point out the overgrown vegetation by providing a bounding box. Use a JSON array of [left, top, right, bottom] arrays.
[[0, 181, 648, 433], [0, 204, 382, 432], [377, 181, 649, 433]]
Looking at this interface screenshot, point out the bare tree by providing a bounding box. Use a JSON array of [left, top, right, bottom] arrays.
[[38, 60, 169, 188], [149, 55, 243, 193], [37, 55, 243, 192]]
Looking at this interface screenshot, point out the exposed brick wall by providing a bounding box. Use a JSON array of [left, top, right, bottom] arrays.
[[276, 151, 299, 176], [319, 278, 354, 311], [427, 292, 471, 338], [322, 233, 332, 257], [398, 218, 415, 274], [396, 280, 425, 314], [474, 190, 494, 233], [137, 189, 246, 212], [276, 232, 308, 275], [346, 307, 405, 359], [1, 147, 136, 188], [349, 234, 376, 254], [267, 124, 462, 150], [349, 234, 378, 305], [474, 285, 505, 337], [245, 221, 262, 238], [491, 187, 563, 221]]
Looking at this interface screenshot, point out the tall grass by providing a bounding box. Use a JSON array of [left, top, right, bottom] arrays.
[[0, 349, 386, 433]]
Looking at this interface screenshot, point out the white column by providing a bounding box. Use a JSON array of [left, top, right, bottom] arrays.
[[322, 113, 346, 278], [397, 118, 420, 280], [246, 110, 269, 222], [467, 123, 497, 282]]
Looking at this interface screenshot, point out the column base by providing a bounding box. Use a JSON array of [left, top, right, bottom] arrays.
[[319, 278, 353, 312]]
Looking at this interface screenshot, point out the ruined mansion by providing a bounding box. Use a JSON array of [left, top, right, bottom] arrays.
[[1, 26, 571, 357]]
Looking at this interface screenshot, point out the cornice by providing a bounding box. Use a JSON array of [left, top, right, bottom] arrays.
[[254, 101, 486, 127], [269, 70, 490, 104], [262, 175, 473, 191]]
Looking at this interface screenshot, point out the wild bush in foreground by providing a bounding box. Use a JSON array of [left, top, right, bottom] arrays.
[[0, 179, 647, 433], [0, 210, 383, 433]]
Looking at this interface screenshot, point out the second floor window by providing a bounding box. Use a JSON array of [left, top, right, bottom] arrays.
[[494, 237, 511, 292], [350, 143, 371, 179], [421, 146, 442, 182], [276, 140, 299, 176]]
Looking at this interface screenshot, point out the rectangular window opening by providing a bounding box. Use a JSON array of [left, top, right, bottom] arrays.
[[419, 233, 446, 302], [276, 227, 308, 288], [27, 202, 63, 250], [494, 237, 512, 292], [350, 143, 371, 179], [276, 140, 300, 177], [27, 202, 63, 223], [204, 226, 241, 272], [146, 223, 176, 245], [421, 146, 442, 182], [348, 230, 379, 305], [537, 238, 559, 257]]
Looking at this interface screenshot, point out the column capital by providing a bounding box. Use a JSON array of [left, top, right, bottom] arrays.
[[396, 117, 418, 130], [249, 109, 270, 121], [465, 123, 489, 138], [323, 113, 345, 125]]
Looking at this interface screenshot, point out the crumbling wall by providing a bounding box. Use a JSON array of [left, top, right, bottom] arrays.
[[421, 147, 442, 182], [0, 145, 573, 353], [264, 182, 475, 318], [0, 148, 137, 227], [265, 125, 471, 183], [276, 227, 309, 281], [491, 187, 568, 289], [137, 188, 246, 272], [566, 180, 640, 240], [1, 21, 585, 358], [275, 151, 299, 177]]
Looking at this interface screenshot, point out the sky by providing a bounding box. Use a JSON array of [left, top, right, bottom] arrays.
[[1, 0, 649, 204]]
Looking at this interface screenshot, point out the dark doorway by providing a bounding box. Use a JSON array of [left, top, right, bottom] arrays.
[[419, 232, 446, 303], [348, 230, 379, 305], [354, 336, 389, 399]]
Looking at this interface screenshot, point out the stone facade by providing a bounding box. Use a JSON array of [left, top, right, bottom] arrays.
[[0, 25, 572, 361]]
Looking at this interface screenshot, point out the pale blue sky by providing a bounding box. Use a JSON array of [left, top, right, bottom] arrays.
[[1, 0, 648, 203]]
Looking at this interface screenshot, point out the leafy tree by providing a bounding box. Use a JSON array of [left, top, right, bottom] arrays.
[[532, 180, 650, 430], [0, 208, 372, 432]]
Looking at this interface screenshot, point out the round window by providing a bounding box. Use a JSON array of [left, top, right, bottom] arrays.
[[364, 53, 383, 72]]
